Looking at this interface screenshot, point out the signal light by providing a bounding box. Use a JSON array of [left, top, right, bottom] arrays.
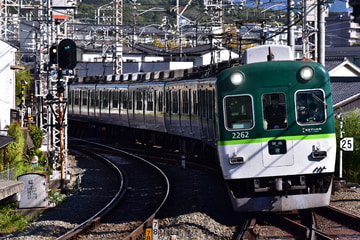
[[58, 39, 77, 69], [49, 45, 58, 64]]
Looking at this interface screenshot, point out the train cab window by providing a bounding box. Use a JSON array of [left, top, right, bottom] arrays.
[[225, 95, 253, 130], [296, 90, 326, 125], [263, 93, 287, 130]]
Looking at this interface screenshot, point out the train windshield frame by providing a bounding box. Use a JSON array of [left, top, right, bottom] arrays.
[[295, 89, 326, 125], [224, 95, 254, 130]]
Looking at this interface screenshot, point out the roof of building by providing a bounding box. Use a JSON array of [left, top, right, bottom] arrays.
[[331, 77, 360, 105], [326, 57, 360, 77], [0, 135, 15, 149], [325, 46, 360, 57]]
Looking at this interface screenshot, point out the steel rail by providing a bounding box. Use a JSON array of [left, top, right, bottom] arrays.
[[58, 138, 170, 240], [56, 150, 127, 240]]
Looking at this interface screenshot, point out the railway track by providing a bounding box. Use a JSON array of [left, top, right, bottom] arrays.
[[236, 206, 360, 239], [57, 139, 170, 239]]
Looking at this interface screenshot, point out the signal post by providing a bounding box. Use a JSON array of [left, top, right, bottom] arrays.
[[48, 39, 77, 189]]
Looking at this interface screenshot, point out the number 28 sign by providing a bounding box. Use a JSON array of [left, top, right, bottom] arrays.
[[340, 137, 354, 151]]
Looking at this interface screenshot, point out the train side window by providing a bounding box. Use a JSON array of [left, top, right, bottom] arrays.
[[95, 91, 100, 107], [68, 90, 73, 105], [82, 90, 88, 106], [103, 90, 109, 109], [172, 91, 179, 114], [112, 90, 119, 109], [208, 90, 215, 120], [225, 95, 253, 130], [182, 90, 189, 114], [193, 90, 198, 115], [263, 93, 287, 130], [296, 90, 326, 125], [122, 90, 129, 109], [157, 91, 163, 112], [90, 91, 95, 107], [135, 91, 143, 110], [74, 90, 80, 105], [147, 91, 154, 111]]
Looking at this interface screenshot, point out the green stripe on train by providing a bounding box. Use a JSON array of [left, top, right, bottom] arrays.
[[217, 133, 336, 146]]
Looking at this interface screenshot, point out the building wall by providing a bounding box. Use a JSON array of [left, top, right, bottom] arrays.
[[326, 13, 360, 46], [0, 41, 17, 130]]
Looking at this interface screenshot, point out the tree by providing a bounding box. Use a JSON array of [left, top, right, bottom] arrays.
[[15, 69, 32, 106]]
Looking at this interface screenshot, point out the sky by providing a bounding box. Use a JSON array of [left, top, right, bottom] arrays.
[[329, 0, 351, 12], [230, 0, 351, 13]]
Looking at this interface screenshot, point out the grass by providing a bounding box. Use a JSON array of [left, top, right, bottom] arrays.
[[0, 203, 32, 233]]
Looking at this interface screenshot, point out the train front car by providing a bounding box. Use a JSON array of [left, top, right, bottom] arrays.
[[216, 59, 336, 212]]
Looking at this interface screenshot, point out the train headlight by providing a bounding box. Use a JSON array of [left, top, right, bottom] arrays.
[[230, 71, 244, 85], [299, 66, 314, 81]]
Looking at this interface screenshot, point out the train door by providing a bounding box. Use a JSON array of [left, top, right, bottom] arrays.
[[144, 88, 156, 128], [191, 88, 201, 137], [122, 89, 130, 126], [172, 89, 181, 133], [164, 89, 171, 131], [259, 88, 295, 168], [164, 85, 181, 135], [88, 89, 93, 117], [101, 89, 110, 118], [198, 82, 216, 142], [155, 89, 165, 131], [73, 90, 80, 115], [109, 89, 119, 120], [81, 90, 88, 116]]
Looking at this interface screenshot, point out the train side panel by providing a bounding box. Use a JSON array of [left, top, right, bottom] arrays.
[[128, 82, 166, 131]]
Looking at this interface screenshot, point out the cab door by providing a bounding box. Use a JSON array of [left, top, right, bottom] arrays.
[[259, 88, 295, 168]]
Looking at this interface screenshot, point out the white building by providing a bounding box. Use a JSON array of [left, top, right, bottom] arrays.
[[0, 40, 17, 131]]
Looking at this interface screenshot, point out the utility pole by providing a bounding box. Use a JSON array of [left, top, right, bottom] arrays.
[[317, 0, 326, 66], [302, 0, 318, 61], [113, 0, 123, 74], [287, 0, 295, 51]]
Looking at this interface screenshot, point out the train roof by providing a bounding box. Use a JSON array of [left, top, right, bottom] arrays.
[[242, 45, 294, 64]]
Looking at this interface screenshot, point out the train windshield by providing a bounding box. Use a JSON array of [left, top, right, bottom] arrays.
[[263, 93, 287, 130], [224, 95, 253, 130], [296, 90, 326, 125]]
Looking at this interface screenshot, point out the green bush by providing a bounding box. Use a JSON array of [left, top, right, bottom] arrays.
[[28, 125, 43, 149], [335, 108, 360, 183], [6, 122, 25, 168], [0, 204, 31, 233]]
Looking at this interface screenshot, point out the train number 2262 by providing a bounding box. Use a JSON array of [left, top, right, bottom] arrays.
[[232, 131, 249, 139]]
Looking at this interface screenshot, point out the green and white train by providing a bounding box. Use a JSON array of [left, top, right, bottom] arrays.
[[69, 45, 336, 212]]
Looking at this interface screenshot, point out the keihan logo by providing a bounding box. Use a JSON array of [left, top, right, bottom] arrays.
[[302, 127, 322, 134]]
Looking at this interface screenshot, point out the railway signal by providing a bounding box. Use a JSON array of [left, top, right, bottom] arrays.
[[58, 39, 77, 69], [49, 45, 58, 64]]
